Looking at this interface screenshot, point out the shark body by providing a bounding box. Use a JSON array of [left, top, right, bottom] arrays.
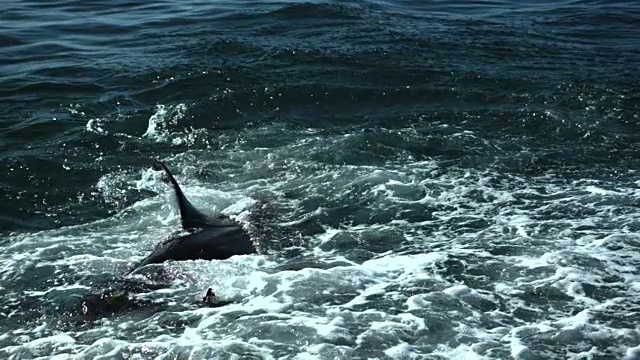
[[127, 161, 256, 274]]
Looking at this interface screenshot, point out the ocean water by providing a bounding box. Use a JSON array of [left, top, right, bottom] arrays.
[[1, 0, 640, 358]]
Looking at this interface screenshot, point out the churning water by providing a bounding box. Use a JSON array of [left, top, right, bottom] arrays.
[[1, 0, 639, 358]]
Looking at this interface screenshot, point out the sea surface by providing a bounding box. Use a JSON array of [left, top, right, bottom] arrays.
[[1, 0, 640, 359]]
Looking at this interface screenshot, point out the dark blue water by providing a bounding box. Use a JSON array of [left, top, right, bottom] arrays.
[[1, 1, 640, 358]]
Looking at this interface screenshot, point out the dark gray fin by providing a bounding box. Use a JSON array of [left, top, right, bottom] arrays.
[[153, 161, 237, 229], [203, 288, 216, 304]]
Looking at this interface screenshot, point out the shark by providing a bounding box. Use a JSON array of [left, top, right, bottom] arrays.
[[47, 161, 253, 323], [126, 161, 257, 275]]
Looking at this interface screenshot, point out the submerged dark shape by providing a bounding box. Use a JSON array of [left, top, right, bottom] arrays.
[[78, 279, 164, 320], [126, 161, 257, 275], [78, 283, 231, 322], [68, 271, 232, 324]]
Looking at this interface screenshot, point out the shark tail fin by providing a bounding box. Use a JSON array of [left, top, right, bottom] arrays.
[[153, 161, 240, 229], [154, 161, 213, 229]]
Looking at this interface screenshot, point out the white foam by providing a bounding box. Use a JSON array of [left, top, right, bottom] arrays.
[[2, 334, 77, 358], [24, 283, 91, 297], [433, 344, 485, 360], [143, 103, 187, 141], [384, 342, 419, 359], [4, 123, 640, 359], [624, 344, 640, 360]]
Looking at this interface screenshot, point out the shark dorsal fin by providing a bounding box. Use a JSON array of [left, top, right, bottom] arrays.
[[154, 161, 238, 229]]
